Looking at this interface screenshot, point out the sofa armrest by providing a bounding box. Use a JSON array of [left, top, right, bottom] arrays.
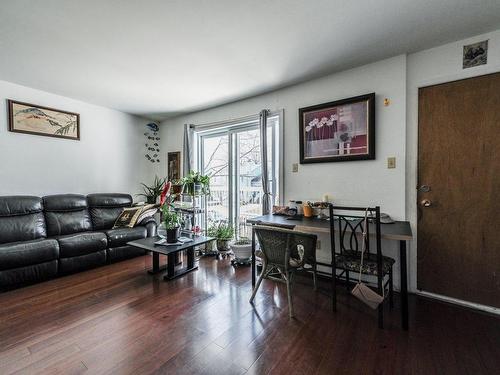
[[137, 217, 157, 237]]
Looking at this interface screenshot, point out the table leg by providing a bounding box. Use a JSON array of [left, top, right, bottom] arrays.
[[187, 246, 195, 269], [400, 240, 409, 330], [167, 253, 175, 279], [148, 252, 167, 274], [251, 225, 256, 288]]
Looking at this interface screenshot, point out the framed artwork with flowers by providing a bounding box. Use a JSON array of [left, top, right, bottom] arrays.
[[299, 93, 375, 163]]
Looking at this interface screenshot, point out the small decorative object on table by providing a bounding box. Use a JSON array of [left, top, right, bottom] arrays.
[[272, 205, 297, 216], [230, 237, 252, 266], [303, 202, 314, 217], [157, 182, 182, 243], [163, 207, 181, 243]]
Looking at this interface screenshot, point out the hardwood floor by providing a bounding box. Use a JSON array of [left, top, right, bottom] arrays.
[[0, 255, 499, 375]]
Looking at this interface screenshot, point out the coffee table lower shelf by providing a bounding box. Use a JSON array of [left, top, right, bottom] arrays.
[[128, 235, 214, 281]]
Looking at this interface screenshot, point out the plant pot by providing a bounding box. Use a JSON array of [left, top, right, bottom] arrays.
[[172, 184, 184, 195], [166, 226, 180, 243], [216, 239, 231, 252], [303, 204, 314, 217], [193, 183, 203, 195], [230, 242, 252, 261]]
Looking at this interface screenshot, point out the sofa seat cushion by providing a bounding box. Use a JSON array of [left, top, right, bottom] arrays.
[[59, 250, 107, 275], [105, 227, 147, 248], [0, 260, 58, 289], [56, 231, 108, 258], [0, 239, 59, 271]]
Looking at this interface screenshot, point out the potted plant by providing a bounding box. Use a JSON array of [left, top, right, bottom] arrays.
[[230, 237, 252, 264], [207, 222, 234, 252], [182, 171, 210, 196], [162, 206, 181, 243], [171, 179, 184, 196], [138, 175, 167, 203]]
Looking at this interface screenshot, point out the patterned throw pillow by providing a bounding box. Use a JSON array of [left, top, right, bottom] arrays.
[[113, 207, 143, 228], [136, 203, 160, 225]]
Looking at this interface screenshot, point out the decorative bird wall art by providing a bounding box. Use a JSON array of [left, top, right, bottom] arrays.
[[144, 122, 160, 163]]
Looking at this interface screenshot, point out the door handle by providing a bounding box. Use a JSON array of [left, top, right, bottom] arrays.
[[420, 199, 432, 207]]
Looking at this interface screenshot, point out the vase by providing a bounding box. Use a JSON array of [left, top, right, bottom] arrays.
[[216, 239, 231, 252], [303, 204, 314, 217], [166, 226, 180, 243], [230, 242, 252, 262], [157, 222, 167, 238], [193, 183, 203, 195]]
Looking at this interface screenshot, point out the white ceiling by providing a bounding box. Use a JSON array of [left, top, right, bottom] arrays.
[[1, 0, 499, 120]]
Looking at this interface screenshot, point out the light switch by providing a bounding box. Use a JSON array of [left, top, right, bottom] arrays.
[[387, 157, 396, 169], [292, 163, 298, 172]]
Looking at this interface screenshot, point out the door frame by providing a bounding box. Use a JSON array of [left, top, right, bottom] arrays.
[[411, 70, 500, 315], [196, 110, 284, 231]]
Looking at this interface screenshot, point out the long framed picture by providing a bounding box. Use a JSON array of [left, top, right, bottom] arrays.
[[299, 93, 375, 163], [168, 151, 181, 180], [8, 99, 80, 140]]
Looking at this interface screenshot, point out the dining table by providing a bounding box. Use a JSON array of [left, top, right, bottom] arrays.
[[246, 214, 413, 330]]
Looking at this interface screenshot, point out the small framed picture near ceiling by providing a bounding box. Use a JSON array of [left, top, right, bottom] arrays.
[[463, 40, 488, 69], [299, 93, 375, 163], [168, 151, 181, 181], [7, 100, 80, 140]]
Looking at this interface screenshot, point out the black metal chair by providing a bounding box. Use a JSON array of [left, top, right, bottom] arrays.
[[329, 205, 394, 328], [249, 225, 317, 318]]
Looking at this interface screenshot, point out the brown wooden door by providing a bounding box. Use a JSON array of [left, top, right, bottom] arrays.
[[417, 73, 500, 308]]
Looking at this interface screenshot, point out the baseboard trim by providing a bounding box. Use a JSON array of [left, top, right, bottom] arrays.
[[416, 290, 500, 316]]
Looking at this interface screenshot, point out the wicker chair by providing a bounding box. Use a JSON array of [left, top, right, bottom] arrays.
[[249, 225, 317, 318]]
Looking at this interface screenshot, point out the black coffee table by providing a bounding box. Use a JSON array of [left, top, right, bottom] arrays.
[[127, 235, 214, 280]]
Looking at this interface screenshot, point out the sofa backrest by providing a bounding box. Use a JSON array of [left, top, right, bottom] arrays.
[[0, 196, 47, 244], [87, 193, 133, 230], [43, 194, 92, 236]]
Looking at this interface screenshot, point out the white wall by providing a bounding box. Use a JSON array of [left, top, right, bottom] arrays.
[[161, 55, 407, 288], [160, 29, 500, 295], [161, 55, 407, 216], [406, 29, 500, 292], [0, 79, 153, 198]]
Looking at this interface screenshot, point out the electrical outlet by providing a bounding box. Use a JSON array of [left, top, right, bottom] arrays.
[[317, 240, 321, 249], [387, 157, 396, 169], [292, 163, 299, 172]]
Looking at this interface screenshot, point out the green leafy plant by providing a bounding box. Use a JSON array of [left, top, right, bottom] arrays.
[[182, 171, 211, 195], [162, 205, 180, 229], [138, 175, 166, 203], [207, 222, 234, 240]]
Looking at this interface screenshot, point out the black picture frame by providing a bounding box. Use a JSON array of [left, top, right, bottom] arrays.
[[8, 99, 80, 141], [299, 93, 375, 163]]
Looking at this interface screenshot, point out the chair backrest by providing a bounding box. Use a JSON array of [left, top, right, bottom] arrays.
[[328, 205, 382, 259], [254, 225, 317, 269]]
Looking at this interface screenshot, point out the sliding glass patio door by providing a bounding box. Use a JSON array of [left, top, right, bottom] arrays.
[[198, 115, 280, 237]]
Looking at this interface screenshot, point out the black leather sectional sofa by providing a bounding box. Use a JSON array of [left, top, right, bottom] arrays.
[[0, 193, 156, 290]]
